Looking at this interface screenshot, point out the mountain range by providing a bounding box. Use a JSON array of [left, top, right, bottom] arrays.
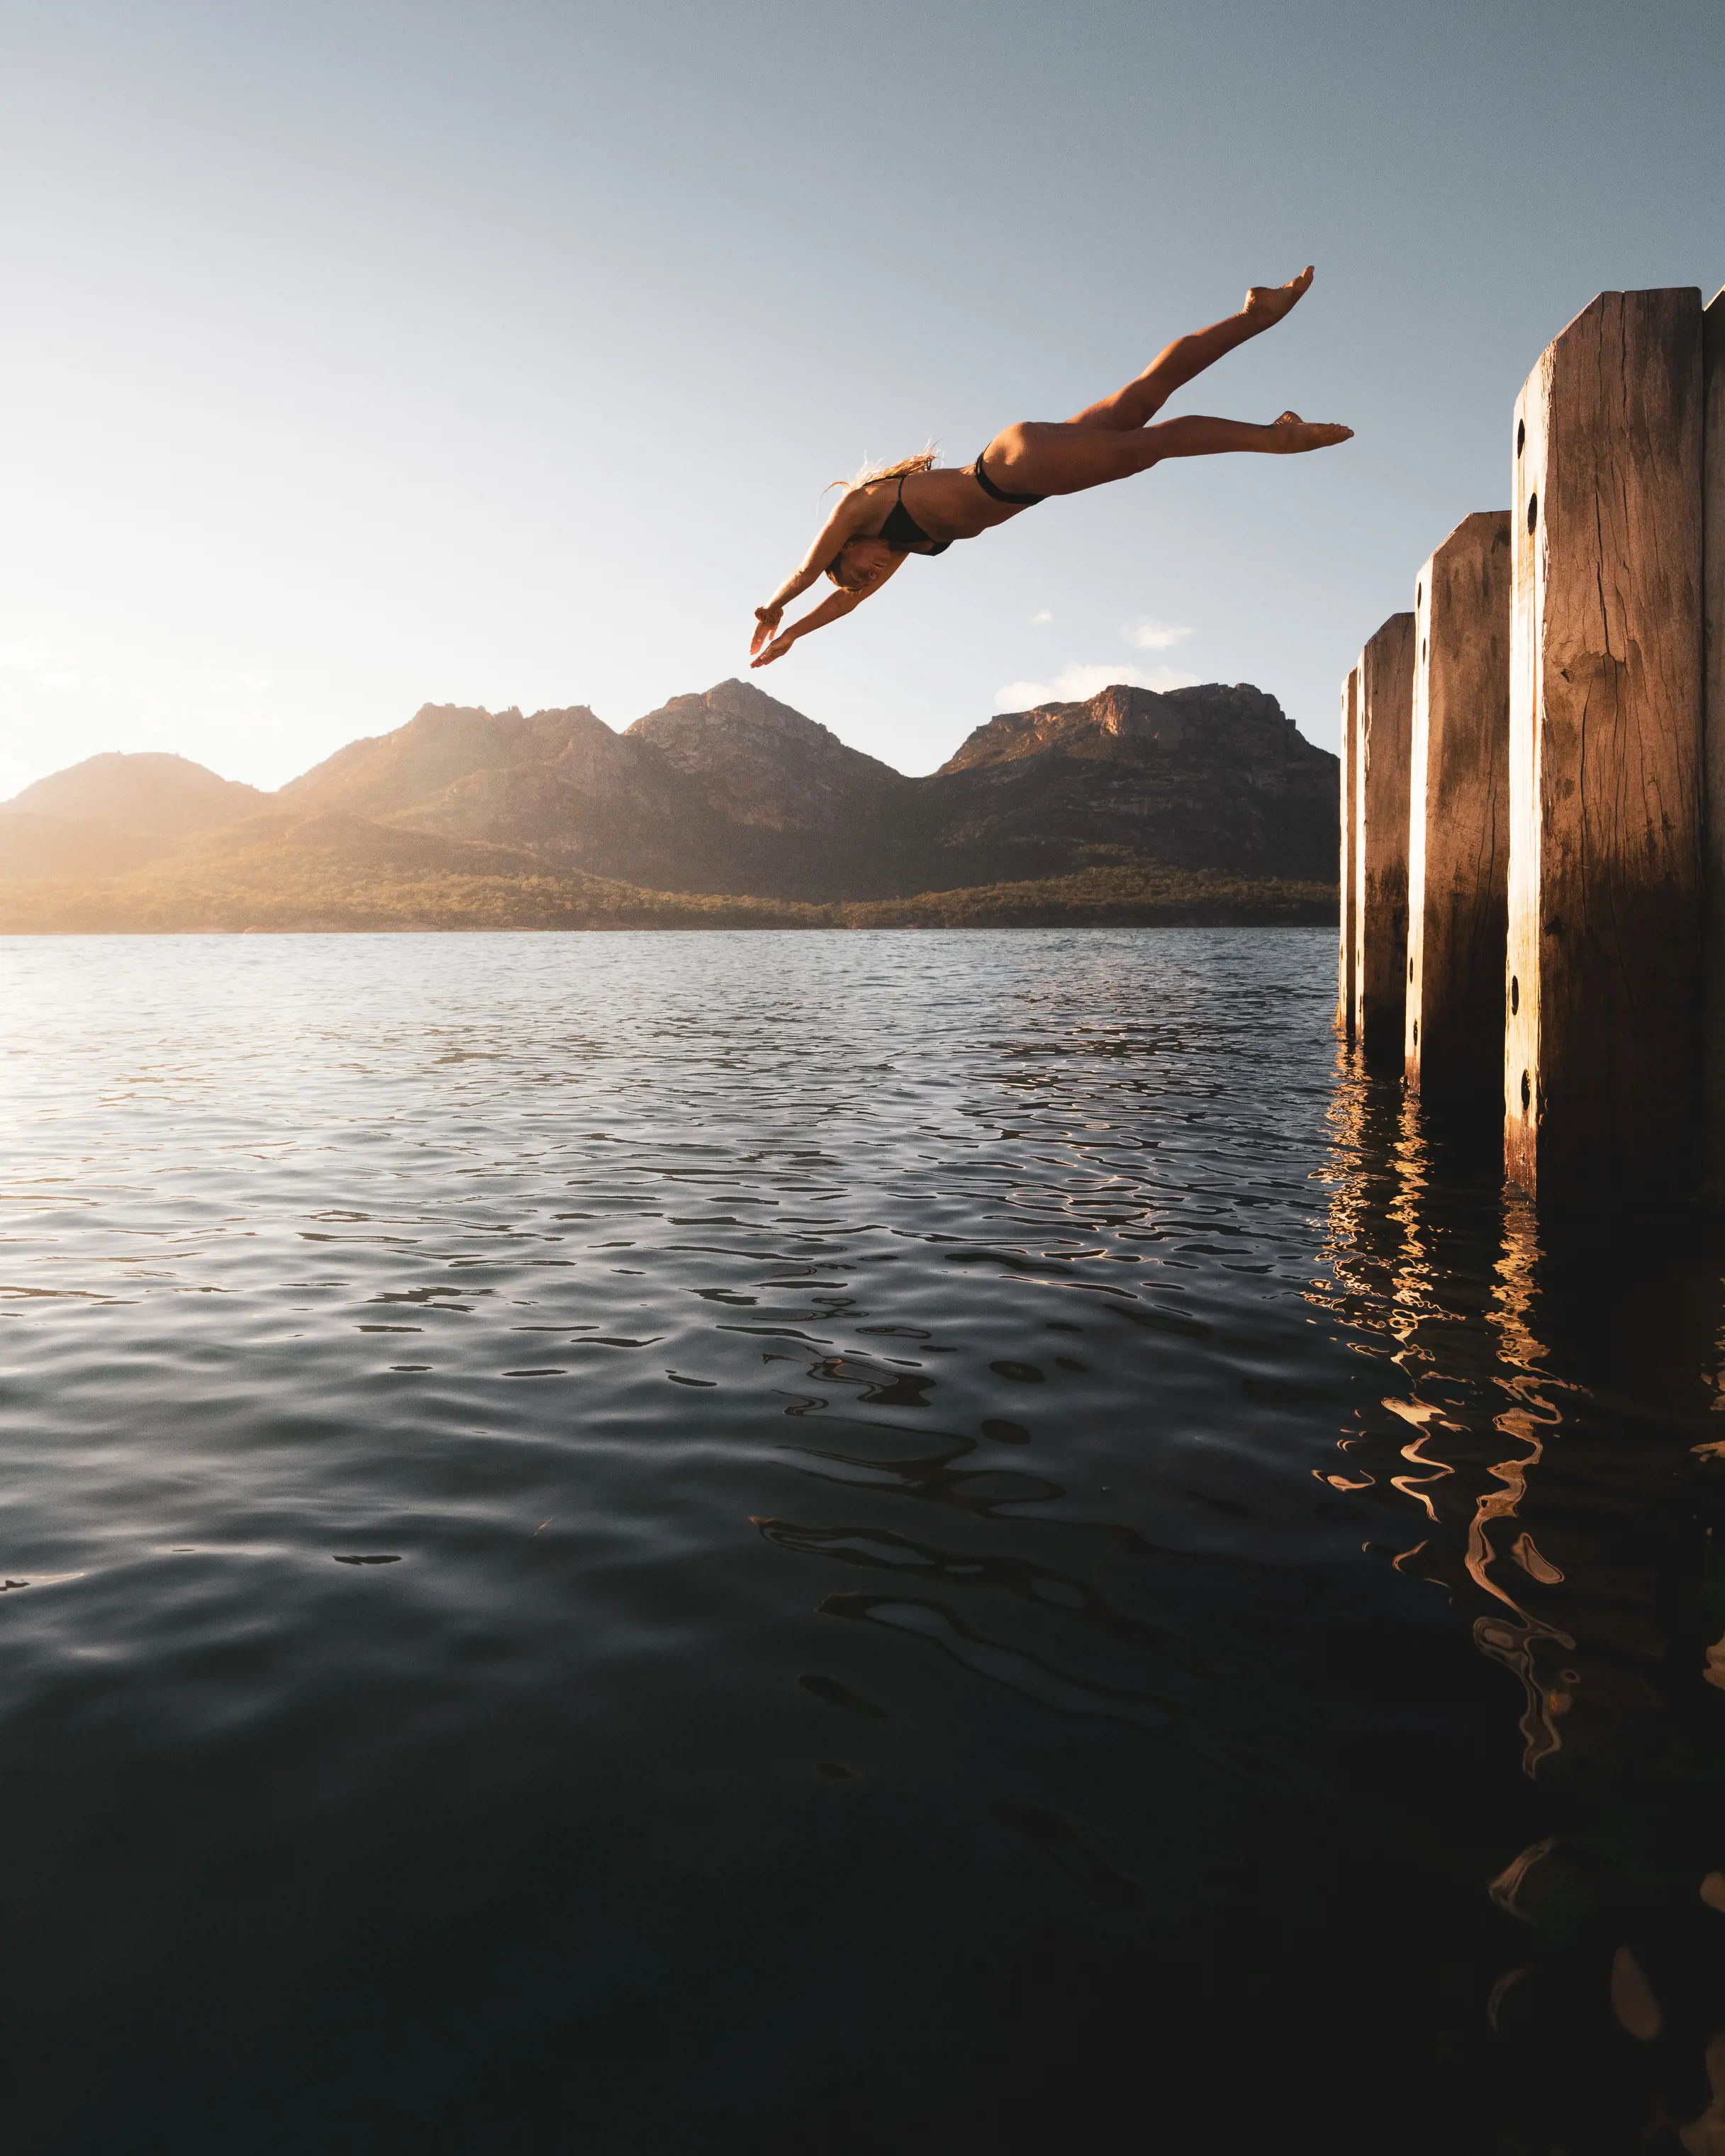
[[0, 677, 1339, 930]]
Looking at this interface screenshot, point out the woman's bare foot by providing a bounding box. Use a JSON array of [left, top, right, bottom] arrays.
[[1243, 267, 1314, 328], [1271, 410, 1352, 451]]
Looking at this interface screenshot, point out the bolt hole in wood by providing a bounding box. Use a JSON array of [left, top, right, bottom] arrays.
[[1527, 491, 1538, 535], [1510, 975, 1519, 1015], [1412, 1020, 1419, 1045], [1521, 1069, 1531, 1114], [1422, 638, 1427, 661], [1517, 417, 1525, 457]]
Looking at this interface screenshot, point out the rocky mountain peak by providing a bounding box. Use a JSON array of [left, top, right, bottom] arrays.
[[627, 678, 905, 832], [279, 702, 609, 822], [939, 681, 1314, 774], [5, 751, 267, 837]]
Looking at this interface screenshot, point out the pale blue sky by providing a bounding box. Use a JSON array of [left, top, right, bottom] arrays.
[[3, 0, 1721, 795]]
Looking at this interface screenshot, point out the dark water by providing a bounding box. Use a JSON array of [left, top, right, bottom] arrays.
[[4, 929, 1725, 2155]]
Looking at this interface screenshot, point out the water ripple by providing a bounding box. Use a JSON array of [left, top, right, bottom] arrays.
[[3, 928, 1724, 2152]]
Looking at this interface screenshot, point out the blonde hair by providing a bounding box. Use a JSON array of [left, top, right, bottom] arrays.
[[826, 445, 939, 497]]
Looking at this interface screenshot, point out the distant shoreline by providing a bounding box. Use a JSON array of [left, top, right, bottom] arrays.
[[0, 865, 1337, 937], [0, 917, 1337, 937]]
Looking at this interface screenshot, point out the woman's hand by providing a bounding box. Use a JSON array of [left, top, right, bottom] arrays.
[[749, 605, 783, 659], [749, 586, 869, 668]]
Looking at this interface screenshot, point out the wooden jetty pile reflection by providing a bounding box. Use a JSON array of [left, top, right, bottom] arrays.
[[1311, 1048, 1725, 2147]]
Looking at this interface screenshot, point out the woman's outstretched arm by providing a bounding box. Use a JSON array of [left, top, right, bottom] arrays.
[[750, 493, 871, 657], [750, 586, 867, 668]]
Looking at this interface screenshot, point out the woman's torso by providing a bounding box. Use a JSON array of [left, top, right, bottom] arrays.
[[855, 452, 1029, 552]]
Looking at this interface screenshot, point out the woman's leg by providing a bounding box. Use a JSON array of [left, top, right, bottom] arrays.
[[1068, 267, 1314, 432], [986, 410, 1351, 498]]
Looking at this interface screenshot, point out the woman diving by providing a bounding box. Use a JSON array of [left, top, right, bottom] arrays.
[[749, 267, 1349, 669]]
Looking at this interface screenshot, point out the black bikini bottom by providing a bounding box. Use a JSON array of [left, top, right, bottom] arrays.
[[973, 447, 1046, 507]]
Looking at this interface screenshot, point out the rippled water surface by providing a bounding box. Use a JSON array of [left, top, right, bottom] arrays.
[[6, 928, 1725, 2154]]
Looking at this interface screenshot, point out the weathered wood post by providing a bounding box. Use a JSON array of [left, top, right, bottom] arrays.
[[1352, 613, 1416, 1062], [1336, 666, 1358, 1038], [1704, 286, 1725, 1186], [1503, 289, 1704, 1207], [1404, 513, 1512, 1112]]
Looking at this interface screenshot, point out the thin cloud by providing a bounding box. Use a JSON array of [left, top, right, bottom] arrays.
[[1030, 608, 1053, 625], [1122, 616, 1193, 652], [995, 661, 1200, 710]]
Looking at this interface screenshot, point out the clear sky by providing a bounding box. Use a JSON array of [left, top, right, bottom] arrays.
[[3, 0, 1721, 798]]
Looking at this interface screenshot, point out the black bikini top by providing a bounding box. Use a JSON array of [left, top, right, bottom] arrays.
[[878, 472, 951, 556]]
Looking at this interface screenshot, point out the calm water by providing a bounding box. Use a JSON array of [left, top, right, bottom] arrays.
[[4, 928, 1725, 2154]]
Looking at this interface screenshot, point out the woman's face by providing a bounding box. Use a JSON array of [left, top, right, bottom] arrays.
[[829, 537, 894, 593]]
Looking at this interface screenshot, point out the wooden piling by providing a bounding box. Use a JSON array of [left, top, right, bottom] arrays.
[[1336, 666, 1358, 1038], [1404, 513, 1512, 1110], [1704, 286, 1725, 1188], [1503, 288, 1704, 1206], [1352, 613, 1416, 1062]]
